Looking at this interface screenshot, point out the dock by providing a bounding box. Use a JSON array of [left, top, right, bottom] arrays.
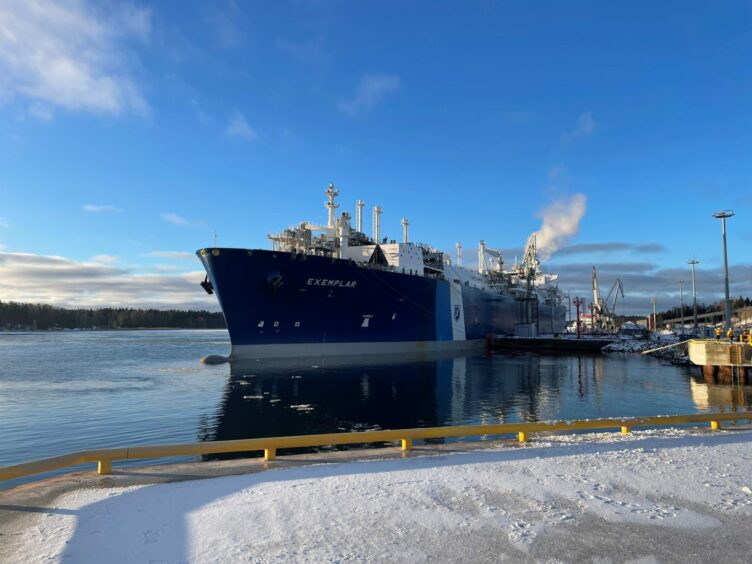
[[687, 339, 752, 384]]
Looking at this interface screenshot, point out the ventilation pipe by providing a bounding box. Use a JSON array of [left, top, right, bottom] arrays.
[[355, 199, 364, 232], [372, 206, 382, 242], [456, 242, 462, 266], [401, 218, 409, 243]]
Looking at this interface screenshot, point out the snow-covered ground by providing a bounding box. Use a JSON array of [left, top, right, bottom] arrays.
[[5, 429, 752, 563]]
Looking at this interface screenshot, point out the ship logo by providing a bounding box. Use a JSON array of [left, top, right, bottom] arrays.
[[453, 305, 461, 321]]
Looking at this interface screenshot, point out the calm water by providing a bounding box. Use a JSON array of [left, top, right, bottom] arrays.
[[2, 330, 751, 487]]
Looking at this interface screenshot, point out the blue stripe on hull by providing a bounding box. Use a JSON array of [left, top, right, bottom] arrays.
[[434, 280, 453, 341]]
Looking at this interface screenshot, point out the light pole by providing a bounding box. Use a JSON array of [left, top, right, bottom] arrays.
[[688, 257, 699, 330], [651, 297, 657, 332], [712, 210, 734, 330], [679, 280, 684, 334], [573, 297, 584, 339]]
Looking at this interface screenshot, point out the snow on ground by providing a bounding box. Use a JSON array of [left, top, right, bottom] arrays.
[[7, 429, 752, 563]]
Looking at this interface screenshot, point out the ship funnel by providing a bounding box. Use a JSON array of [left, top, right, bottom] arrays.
[[478, 240, 486, 274], [456, 242, 462, 266], [355, 199, 365, 233], [372, 205, 382, 242], [401, 218, 409, 243]]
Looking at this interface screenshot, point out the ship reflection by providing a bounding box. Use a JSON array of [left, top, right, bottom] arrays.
[[198, 352, 584, 458]]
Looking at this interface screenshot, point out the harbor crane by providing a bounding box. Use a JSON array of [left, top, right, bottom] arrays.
[[592, 266, 624, 332]]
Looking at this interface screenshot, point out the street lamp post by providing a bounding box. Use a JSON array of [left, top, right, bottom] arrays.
[[679, 280, 684, 334], [688, 257, 699, 330], [651, 297, 657, 332], [573, 297, 584, 339], [712, 210, 735, 330]]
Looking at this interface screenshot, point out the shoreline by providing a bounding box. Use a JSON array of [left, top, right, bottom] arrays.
[[0, 327, 228, 333]]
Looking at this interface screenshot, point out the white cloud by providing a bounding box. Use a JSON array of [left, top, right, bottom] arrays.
[[562, 111, 597, 144], [89, 254, 118, 264], [28, 101, 54, 121], [206, 1, 245, 49], [547, 165, 564, 181], [153, 264, 179, 273], [338, 74, 401, 116], [275, 36, 327, 65], [147, 251, 195, 260], [226, 111, 256, 141], [161, 212, 187, 226], [161, 212, 205, 228], [0, 0, 150, 116], [0, 251, 214, 308], [82, 204, 122, 213]]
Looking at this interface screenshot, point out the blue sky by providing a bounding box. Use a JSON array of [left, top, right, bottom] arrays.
[[0, 1, 750, 314]]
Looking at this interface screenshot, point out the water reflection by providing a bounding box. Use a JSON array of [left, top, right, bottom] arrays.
[[689, 373, 752, 413], [199, 352, 744, 458]]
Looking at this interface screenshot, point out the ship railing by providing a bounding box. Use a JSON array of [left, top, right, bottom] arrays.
[[1, 411, 750, 485]]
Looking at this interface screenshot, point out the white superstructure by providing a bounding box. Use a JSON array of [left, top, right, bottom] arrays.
[[267, 183, 564, 304]]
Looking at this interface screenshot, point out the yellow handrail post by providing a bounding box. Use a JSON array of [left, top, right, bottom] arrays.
[[401, 438, 413, 451], [710, 420, 720, 431], [97, 459, 112, 475], [264, 448, 276, 462], [518, 431, 528, 443], [620, 425, 631, 435]]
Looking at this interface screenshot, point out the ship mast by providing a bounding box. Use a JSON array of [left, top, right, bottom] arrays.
[[325, 183, 339, 230]]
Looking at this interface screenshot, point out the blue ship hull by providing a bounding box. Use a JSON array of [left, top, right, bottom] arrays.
[[198, 248, 564, 358]]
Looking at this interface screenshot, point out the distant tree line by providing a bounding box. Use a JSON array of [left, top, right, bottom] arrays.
[[655, 296, 751, 324], [0, 301, 226, 330]]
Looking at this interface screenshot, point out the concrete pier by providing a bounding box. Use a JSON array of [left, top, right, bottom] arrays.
[[690, 340, 752, 385]]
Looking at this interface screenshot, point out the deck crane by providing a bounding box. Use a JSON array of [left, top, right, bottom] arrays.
[[591, 266, 625, 332], [478, 240, 504, 274], [603, 278, 624, 324], [592, 266, 601, 329]]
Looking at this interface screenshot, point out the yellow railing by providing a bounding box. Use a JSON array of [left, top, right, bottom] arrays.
[[2, 411, 751, 484]]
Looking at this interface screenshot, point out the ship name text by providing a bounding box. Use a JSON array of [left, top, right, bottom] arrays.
[[307, 278, 358, 288]]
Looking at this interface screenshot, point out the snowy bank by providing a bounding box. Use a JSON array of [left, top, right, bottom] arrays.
[[604, 337, 690, 365], [4, 429, 752, 563]]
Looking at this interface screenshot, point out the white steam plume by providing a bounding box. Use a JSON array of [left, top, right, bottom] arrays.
[[533, 193, 587, 261]]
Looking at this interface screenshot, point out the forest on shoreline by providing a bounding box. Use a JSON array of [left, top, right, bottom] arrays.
[[0, 301, 226, 330]]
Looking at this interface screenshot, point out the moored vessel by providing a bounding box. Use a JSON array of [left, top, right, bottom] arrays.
[[197, 184, 566, 359]]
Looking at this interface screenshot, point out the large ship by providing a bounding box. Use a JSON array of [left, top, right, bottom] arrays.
[[197, 184, 566, 359]]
